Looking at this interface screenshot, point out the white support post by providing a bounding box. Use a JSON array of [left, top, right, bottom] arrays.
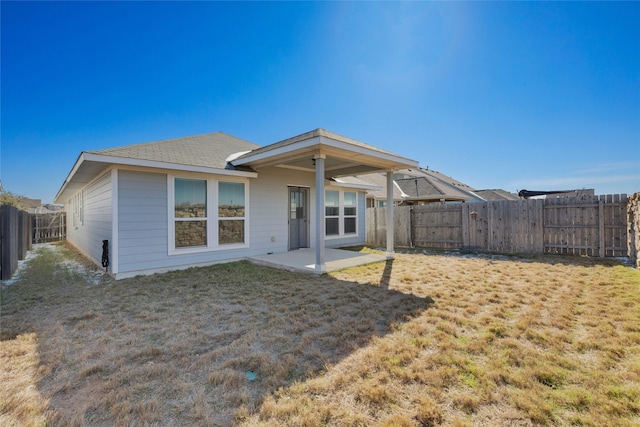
[[386, 171, 395, 259], [315, 155, 326, 273]]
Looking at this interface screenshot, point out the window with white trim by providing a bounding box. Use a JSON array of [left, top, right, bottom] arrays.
[[343, 191, 357, 234], [174, 178, 208, 248], [325, 190, 358, 237], [69, 191, 84, 228], [169, 176, 248, 253], [218, 181, 245, 245], [80, 190, 85, 225]]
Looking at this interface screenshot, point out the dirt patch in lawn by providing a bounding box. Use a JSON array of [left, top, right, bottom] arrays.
[[1, 243, 639, 426]]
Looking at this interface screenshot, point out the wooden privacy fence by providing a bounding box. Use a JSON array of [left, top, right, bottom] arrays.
[[33, 212, 67, 243], [0, 205, 33, 280], [367, 194, 629, 257]]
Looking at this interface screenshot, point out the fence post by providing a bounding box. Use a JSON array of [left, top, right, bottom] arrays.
[[461, 203, 470, 251], [409, 206, 415, 248], [628, 193, 639, 268], [599, 197, 605, 258]]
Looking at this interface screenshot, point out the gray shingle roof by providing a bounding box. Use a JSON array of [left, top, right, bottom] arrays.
[[89, 132, 260, 170], [395, 177, 447, 199], [474, 189, 520, 201], [335, 173, 405, 200]]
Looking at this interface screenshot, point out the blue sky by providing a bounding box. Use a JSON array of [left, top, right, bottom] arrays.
[[2, 1, 639, 203]]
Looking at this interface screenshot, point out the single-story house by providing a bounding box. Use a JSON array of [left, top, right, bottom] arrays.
[[54, 129, 419, 279]]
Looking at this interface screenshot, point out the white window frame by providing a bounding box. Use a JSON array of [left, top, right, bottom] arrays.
[[79, 190, 84, 226], [70, 191, 84, 228], [168, 174, 249, 255], [343, 191, 357, 235], [68, 197, 76, 228], [325, 189, 359, 239]]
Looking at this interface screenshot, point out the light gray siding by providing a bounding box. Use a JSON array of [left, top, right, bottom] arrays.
[[116, 169, 265, 278], [249, 167, 367, 251], [249, 167, 316, 253], [114, 167, 366, 279], [117, 170, 168, 275], [66, 171, 112, 267]]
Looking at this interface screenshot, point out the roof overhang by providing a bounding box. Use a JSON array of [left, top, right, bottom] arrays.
[[54, 152, 258, 203], [231, 133, 418, 179]]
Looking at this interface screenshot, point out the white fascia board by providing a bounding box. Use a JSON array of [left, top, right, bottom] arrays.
[[232, 137, 322, 165], [54, 152, 258, 203], [54, 152, 86, 203], [82, 153, 258, 178], [330, 180, 382, 191], [226, 150, 253, 162], [318, 136, 419, 168], [232, 135, 419, 169]]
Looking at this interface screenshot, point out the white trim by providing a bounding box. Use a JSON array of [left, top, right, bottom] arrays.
[[225, 150, 253, 162], [55, 152, 258, 203], [386, 171, 395, 259], [319, 136, 418, 165], [287, 185, 311, 251], [233, 135, 418, 168], [276, 164, 315, 173], [54, 152, 87, 203], [314, 155, 326, 273], [167, 174, 250, 256], [111, 169, 119, 275], [83, 152, 258, 178], [324, 189, 359, 240], [329, 180, 382, 191]]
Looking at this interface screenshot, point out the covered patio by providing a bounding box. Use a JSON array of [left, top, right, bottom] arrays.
[[248, 247, 386, 274], [231, 129, 419, 273]]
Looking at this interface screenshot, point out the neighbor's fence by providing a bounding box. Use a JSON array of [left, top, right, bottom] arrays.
[[0, 204, 33, 280], [628, 193, 640, 268], [33, 212, 67, 243], [367, 194, 629, 258]]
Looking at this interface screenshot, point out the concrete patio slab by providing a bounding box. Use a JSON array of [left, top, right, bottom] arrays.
[[248, 248, 387, 274]]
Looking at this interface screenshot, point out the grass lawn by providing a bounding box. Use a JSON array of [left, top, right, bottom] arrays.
[[1, 243, 639, 426]]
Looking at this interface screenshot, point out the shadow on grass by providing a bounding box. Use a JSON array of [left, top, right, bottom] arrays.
[[1, 246, 434, 426], [380, 259, 394, 290], [394, 245, 632, 269]]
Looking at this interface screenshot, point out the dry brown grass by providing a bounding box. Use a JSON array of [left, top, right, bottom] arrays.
[[1, 243, 639, 426]]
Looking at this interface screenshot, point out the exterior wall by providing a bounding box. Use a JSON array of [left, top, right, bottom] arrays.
[[66, 171, 112, 268], [117, 170, 169, 275], [248, 167, 316, 253], [249, 167, 367, 251], [114, 167, 367, 279]]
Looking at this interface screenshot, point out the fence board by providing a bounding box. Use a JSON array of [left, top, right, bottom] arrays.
[[33, 212, 66, 243], [366, 194, 629, 257], [412, 204, 463, 249], [1, 205, 33, 280]]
